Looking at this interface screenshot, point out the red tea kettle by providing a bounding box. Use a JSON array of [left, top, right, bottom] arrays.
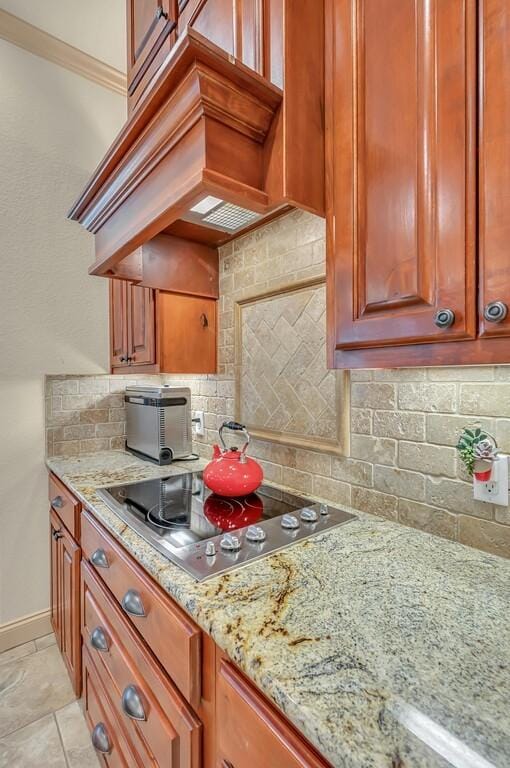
[[203, 422, 263, 497]]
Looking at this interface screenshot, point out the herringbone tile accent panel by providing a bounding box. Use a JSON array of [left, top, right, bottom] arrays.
[[238, 283, 339, 443]]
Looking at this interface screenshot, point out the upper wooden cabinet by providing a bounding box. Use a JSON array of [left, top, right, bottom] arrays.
[[327, 0, 510, 368], [478, 0, 510, 341], [69, 4, 324, 280], [110, 281, 216, 374], [127, 0, 177, 111]]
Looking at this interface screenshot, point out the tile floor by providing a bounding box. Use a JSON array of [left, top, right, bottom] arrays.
[[0, 633, 99, 767]]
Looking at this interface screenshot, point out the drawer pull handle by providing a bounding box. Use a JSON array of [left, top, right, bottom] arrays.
[[90, 627, 109, 652], [90, 548, 109, 569], [91, 723, 112, 754], [51, 495, 64, 508], [122, 589, 145, 617], [121, 685, 146, 721], [52, 528, 63, 541]]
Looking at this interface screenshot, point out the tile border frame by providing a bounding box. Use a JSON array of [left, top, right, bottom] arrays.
[[234, 276, 350, 456]]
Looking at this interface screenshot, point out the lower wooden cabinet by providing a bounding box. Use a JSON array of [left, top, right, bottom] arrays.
[[110, 281, 217, 374], [50, 475, 331, 767], [216, 658, 329, 768], [50, 507, 81, 695]]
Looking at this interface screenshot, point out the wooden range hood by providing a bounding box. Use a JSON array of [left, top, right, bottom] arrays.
[[68, 23, 324, 282]]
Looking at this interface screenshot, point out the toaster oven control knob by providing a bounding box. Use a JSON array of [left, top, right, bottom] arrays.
[[220, 533, 241, 552], [205, 541, 216, 557], [300, 507, 319, 523], [281, 514, 299, 530], [246, 525, 266, 543]]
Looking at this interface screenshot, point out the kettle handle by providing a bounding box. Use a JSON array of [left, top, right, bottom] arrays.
[[219, 421, 250, 453]]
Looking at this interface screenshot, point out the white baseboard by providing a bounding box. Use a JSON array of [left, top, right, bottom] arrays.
[[0, 609, 52, 653]]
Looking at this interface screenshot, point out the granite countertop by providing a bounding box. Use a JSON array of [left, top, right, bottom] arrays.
[[47, 450, 510, 768]]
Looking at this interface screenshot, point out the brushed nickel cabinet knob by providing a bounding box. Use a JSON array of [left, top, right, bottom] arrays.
[[484, 301, 508, 323], [433, 308, 455, 329]]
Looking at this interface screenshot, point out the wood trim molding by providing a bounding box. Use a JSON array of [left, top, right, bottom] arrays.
[[0, 9, 127, 95], [234, 276, 350, 457], [0, 609, 52, 653]]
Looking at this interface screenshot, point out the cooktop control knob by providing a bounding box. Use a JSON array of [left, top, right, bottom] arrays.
[[246, 525, 266, 542], [300, 507, 318, 523], [281, 514, 299, 530], [319, 503, 329, 515], [220, 534, 241, 552], [205, 541, 216, 557]]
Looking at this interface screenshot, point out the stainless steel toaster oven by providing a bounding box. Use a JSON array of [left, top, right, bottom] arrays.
[[125, 386, 192, 464]]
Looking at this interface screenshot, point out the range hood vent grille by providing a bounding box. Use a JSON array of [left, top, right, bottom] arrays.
[[202, 201, 261, 232], [183, 196, 262, 233]]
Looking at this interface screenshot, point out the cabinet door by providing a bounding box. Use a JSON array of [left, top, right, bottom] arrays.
[[327, 0, 476, 357], [216, 659, 329, 768], [127, 0, 176, 94], [127, 284, 156, 366], [50, 512, 61, 644], [60, 527, 81, 695], [479, 0, 510, 338], [158, 292, 216, 373], [110, 280, 128, 368]]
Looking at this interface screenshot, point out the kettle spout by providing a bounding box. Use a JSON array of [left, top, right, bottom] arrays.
[[212, 444, 221, 459]]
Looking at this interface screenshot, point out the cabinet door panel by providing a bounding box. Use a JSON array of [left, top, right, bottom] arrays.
[[327, 0, 476, 352], [158, 293, 217, 373], [127, 284, 156, 366], [479, 0, 510, 338], [216, 659, 329, 768], [110, 280, 128, 368], [50, 511, 61, 644], [127, 0, 176, 92], [61, 528, 81, 695]]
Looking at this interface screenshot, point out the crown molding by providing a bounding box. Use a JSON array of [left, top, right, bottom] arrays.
[[0, 8, 127, 95]]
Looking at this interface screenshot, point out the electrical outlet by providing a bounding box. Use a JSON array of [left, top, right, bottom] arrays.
[[473, 454, 510, 506], [193, 411, 205, 437]]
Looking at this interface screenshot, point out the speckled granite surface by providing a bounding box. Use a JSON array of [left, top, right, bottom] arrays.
[[47, 451, 510, 768]]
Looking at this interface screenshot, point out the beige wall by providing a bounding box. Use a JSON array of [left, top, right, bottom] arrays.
[[0, 0, 127, 72], [0, 38, 125, 625], [46, 211, 510, 561]]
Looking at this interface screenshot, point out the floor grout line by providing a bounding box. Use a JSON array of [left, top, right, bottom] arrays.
[[54, 711, 71, 768]]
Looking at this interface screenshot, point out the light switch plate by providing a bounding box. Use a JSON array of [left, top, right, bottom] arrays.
[[473, 454, 509, 506]]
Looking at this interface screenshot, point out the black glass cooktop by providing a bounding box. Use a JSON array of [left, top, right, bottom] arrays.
[[101, 472, 311, 548], [96, 471, 356, 581]]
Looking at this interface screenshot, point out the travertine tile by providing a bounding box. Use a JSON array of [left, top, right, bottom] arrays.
[[0, 714, 67, 767], [459, 384, 510, 418], [0, 645, 75, 737], [458, 516, 510, 558], [35, 633, 56, 651], [374, 466, 425, 502], [398, 442, 457, 478], [398, 383, 457, 413], [351, 487, 398, 520], [398, 500, 457, 541], [373, 410, 426, 442], [351, 382, 395, 409], [331, 456, 372, 487], [350, 435, 396, 467], [312, 475, 351, 506], [55, 701, 100, 768], [426, 414, 495, 447], [0, 641, 36, 666], [425, 478, 493, 519]]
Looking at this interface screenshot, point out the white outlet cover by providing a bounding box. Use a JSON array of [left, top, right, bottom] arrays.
[[473, 454, 510, 506], [193, 411, 205, 437]]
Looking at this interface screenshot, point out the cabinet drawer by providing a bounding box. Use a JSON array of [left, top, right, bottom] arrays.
[[82, 561, 201, 768], [49, 473, 80, 539], [83, 644, 139, 767], [217, 659, 331, 768], [81, 511, 201, 707]]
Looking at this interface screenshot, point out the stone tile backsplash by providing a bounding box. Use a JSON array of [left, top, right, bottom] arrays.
[[45, 210, 510, 559]]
